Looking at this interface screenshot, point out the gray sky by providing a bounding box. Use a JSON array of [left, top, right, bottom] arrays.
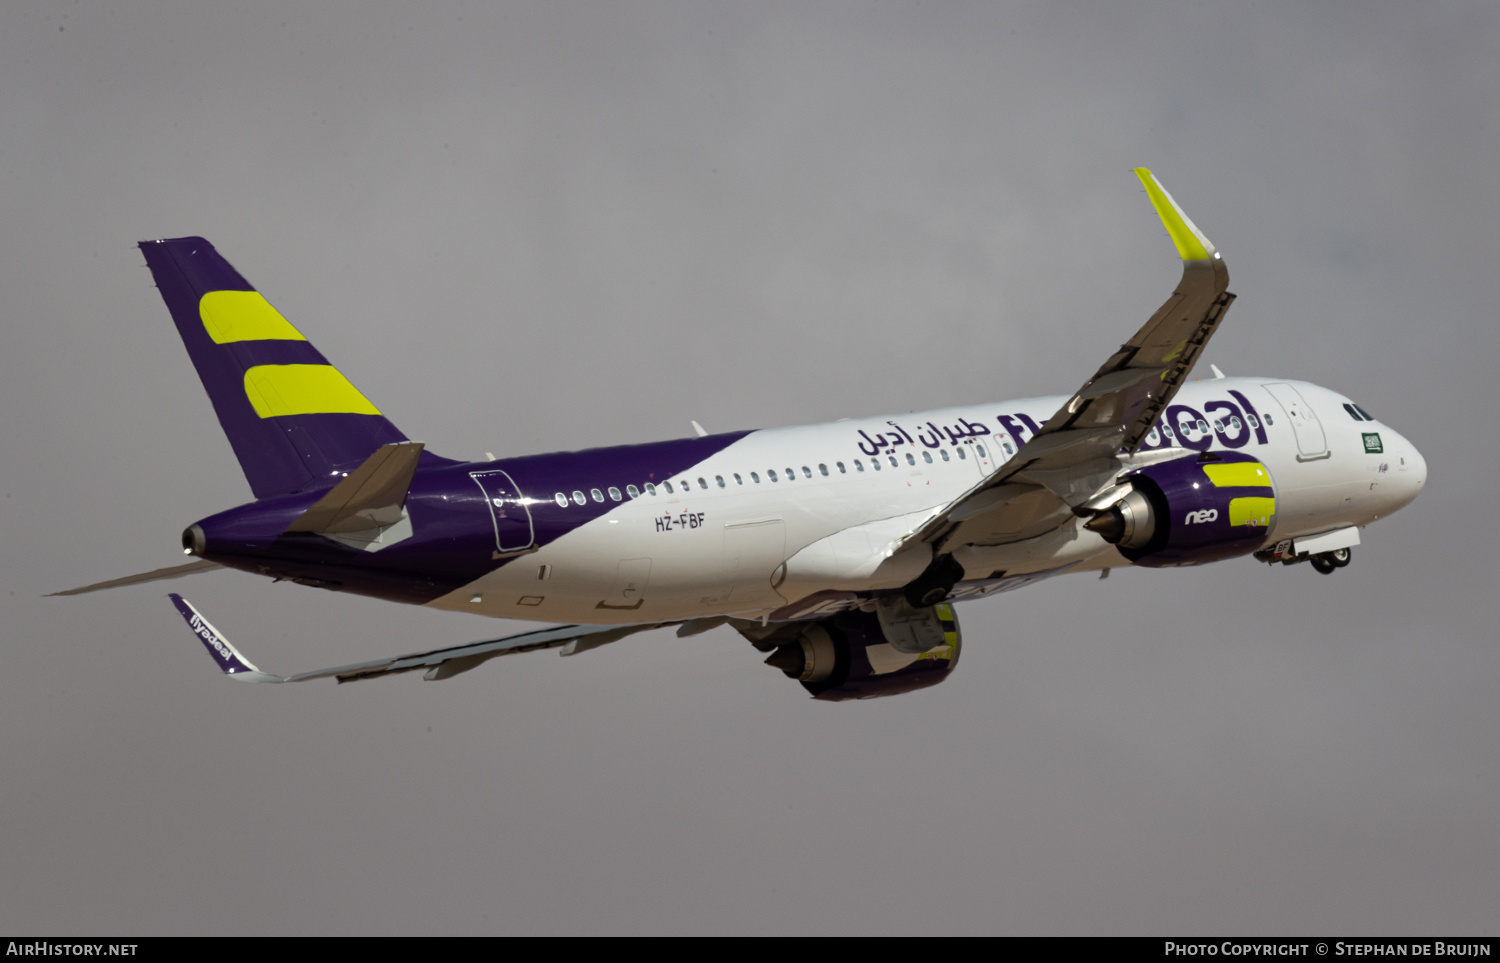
[[2, 1, 1496, 935]]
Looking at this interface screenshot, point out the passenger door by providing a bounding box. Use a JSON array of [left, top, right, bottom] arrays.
[[469, 469, 536, 557], [1262, 383, 1329, 460]]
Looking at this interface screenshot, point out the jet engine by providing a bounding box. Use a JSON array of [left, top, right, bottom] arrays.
[[746, 600, 961, 701], [1085, 452, 1277, 567]]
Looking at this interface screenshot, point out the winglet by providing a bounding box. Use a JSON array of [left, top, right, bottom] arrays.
[[169, 593, 284, 682], [1134, 168, 1217, 262]]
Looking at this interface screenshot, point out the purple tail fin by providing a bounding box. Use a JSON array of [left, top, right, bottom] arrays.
[[140, 237, 411, 498]]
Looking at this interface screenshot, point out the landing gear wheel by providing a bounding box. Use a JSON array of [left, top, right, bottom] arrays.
[[1329, 547, 1351, 568], [1310, 554, 1336, 574]]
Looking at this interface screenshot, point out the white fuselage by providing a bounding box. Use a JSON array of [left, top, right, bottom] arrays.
[[430, 377, 1425, 624]]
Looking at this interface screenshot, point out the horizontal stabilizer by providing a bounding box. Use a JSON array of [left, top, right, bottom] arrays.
[[49, 559, 222, 597], [169, 593, 676, 684], [285, 440, 424, 536]]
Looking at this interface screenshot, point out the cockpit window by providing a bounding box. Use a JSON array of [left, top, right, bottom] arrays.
[[1354, 404, 1374, 421]]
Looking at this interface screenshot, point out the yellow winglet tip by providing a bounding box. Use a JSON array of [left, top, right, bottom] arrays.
[[1134, 168, 1216, 262]]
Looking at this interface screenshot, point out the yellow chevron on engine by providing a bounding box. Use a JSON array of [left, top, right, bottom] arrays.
[[1203, 462, 1272, 488], [1228, 496, 1276, 528]]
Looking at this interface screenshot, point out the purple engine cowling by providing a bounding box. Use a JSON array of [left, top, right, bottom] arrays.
[[763, 605, 962, 701], [1085, 451, 1278, 567]]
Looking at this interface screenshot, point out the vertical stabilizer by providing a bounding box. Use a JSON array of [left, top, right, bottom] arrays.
[[139, 237, 409, 498]]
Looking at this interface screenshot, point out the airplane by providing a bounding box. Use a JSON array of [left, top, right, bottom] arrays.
[[54, 169, 1426, 701]]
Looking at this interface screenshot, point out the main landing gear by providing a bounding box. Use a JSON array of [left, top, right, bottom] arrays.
[[903, 555, 966, 608], [1309, 548, 1352, 574]]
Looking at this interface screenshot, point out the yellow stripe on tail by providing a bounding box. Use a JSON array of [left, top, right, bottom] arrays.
[[243, 365, 381, 418], [200, 291, 307, 344]]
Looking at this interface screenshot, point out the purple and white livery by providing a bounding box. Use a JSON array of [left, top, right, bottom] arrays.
[[56, 170, 1426, 701]]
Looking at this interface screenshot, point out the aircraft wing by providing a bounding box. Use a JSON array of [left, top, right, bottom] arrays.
[[169, 593, 677, 683], [914, 169, 1234, 555]]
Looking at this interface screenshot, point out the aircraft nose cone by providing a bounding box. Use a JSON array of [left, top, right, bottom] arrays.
[[1386, 431, 1427, 511], [1405, 441, 1428, 495]]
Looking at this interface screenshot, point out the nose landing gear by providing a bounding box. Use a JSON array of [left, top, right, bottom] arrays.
[[1309, 547, 1352, 574]]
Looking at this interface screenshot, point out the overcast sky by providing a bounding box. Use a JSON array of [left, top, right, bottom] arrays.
[[2, 1, 1496, 935]]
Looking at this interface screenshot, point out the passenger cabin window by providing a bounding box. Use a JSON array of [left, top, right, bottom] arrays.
[[733, 473, 743, 485], [1001, 442, 1014, 455], [608, 487, 622, 502], [802, 466, 812, 478], [785, 467, 795, 480], [871, 459, 882, 471], [698, 477, 708, 490], [664, 481, 675, 494], [1263, 413, 1275, 425], [1146, 428, 1160, 445], [627, 484, 640, 498], [591, 489, 604, 503], [940, 449, 950, 462], [922, 451, 933, 464], [1163, 425, 1175, 439], [644, 483, 657, 496], [906, 453, 916, 465], [854, 460, 865, 472], [836, 462, 847, 473], [956, 447, 967, 460], [751, 472, 761, 483], [768, 469, 778, 482], [1244, 415, 1258, 430], [976, 444, 987, 458], [715, 476, 725, 488], [572, 491, 586, 505], [888, 456, 898, 467], [554, 493, 568, 507], [818, 464, 829, 476]]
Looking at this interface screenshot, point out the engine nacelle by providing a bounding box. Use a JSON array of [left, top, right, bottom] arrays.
[[757, 602, 962, 701], [1085, 452, 1277, 567]]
